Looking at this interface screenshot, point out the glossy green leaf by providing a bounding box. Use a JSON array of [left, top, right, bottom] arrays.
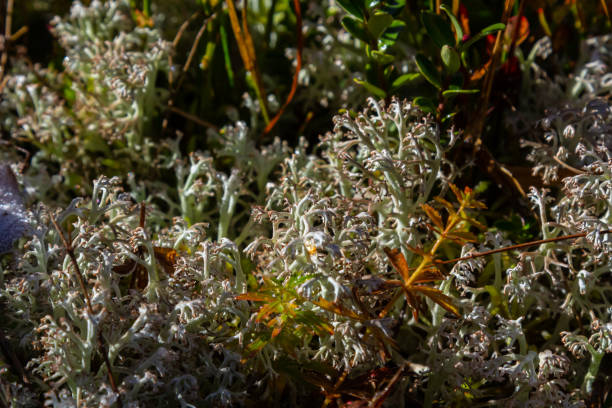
[[414, 96, 436, 113], [415, 54, 441, 89], [442, 88, 479, 97], [391, 72, 421, 89], [371, 50, 395, 65], [439, 4, 463, 43], [336, 0, 365, 20], [441, 111, 458, 123], [421, 12, 455, 49], [354, 78, 387, 98], [462, 23, 505, 51], [380, 19, 406, 46], [380, 0, 406, 17], [341, 16, 370, 43], [367, 11, 394, 39], [440, 45, 460, 73]]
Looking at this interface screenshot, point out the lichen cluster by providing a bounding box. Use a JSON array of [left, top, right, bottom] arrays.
[[0, 1, 611, 407]]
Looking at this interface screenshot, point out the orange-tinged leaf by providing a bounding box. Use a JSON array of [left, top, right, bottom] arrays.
[[404, 244, 428, 257], [505, 15, 529, 47], [434, 196, 456, 214], [444, 230, 478, 244], [384, 247, 412, 282], [403, 289, 421, 320], [256, 302, 280, 321], [235, 292, 272, 302], [378, 288, 403, 318], [458, 4, 470, 37], [271, 325, 282, 338], [601, 0, 610, 19], [133, 9, 153, 28], [449, 183, 463, 202], [470, 59, 492, 81], [411, 286, 460, 317], [411, 265, 445, 283], [153, 246, 178, 275], [463, 215, 487, 230], [312, 297, 363, 320], [422, 203, 444, 230]]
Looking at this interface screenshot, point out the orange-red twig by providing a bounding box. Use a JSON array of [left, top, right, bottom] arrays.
[[262, 0, 303, 137], [433, 230, 612, 266]]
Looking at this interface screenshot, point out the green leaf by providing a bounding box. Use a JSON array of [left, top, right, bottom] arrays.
[[391, 72, 421, 89], [101, 158, 121, 169], [421, 11, 455, 49], [415, 54, 441, 89], [380, 19, 406, 46], [461, 23, 505, 51], [414, 96, 436, 113], [341, 16, 370, 43], [442, 88, 479, 97], [219, 21, 235, 87], [336, 0, 365, 20], [354, 78, 387, 98], [367, 11, 394, 39], [440, 45, 460, 73], [380, 0, 406, 16], [441, 111, 457, 123], [478, 22, 507, 36], [371, 50, 395, 65], [439, 4, 463, 43]]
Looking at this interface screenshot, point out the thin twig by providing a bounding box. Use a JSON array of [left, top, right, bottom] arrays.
[[434, 230, 612, 266], [262, 0, 303, 137], [370, 363, 406, 408], [0, 0, 14, 84], [552, 155, 585, 175], [388, 230, 612, 275], [168, 11, 201, 85], [163, 10, 217, 134], [182, 17, 208, 75], [50, 214, 122, 405], [175, 12, 215, 95], [166, 105, 219, 131]]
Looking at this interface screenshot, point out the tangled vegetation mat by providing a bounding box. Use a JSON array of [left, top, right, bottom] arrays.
[[0, 1, 611, 406]]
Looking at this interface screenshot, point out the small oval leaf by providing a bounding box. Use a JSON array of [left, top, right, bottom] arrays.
[[371, 50, 395, 65], [391, 72, 421, 89], [354, 78, 387, 98], [380, 19, 406, 46], [336, 0, 365, 20], [367, 11, 394, 39], [380, 0, 406, 17], [341, 16, 370, 43], [440, 45, 461, 73], [439, 4, 463, 43], [415, 54, 441, 89], [421, 11, 455, 49], [461, 23, 505, 51]]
